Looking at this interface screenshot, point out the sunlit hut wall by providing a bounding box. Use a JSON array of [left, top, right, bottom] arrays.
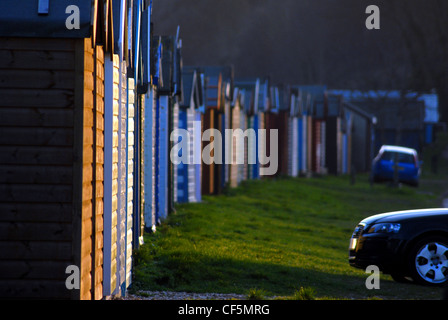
[[0, 0, 113, 299], [103, 0, 130, 298], [103, 0, 152, 298]]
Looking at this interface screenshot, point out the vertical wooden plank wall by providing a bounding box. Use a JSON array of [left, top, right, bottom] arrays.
[[320, 122, 326, 174], [240, 110, 248, 181], [258, 112, 266, 178], [94, 45, 105, 300], [337, 118, 342, 175], [116, 65, 126, 293], [187, 108, 196, 202], [80, 38, 94, 300], [80, 38, 105, 300], [157, 95, 169, 221], [151, 93, 157, 224], [247, 116, 255, 179], [194, 111, 202, 202], [103, 53, 120, 296], [230, 104, 240, 188], [143, 86, 157, 230], [288, 117, 298, 177], [127, 78, 135, 285], [307, 116, 313, 173], [224, 99, 231, 185], [302, 114, 308, 174], [172, 101, 179, 204], [202, 108, 215, 195]]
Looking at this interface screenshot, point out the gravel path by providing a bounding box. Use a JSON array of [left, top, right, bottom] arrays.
[[121, 291, 247, 300]]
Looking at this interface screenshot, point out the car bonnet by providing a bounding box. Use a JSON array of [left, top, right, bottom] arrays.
[[359, 208, 448, 226]]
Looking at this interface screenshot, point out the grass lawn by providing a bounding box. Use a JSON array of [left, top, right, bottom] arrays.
[[132, 164, 447, 300]]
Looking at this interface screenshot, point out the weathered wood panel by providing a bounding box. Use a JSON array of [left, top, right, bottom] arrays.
[[144, 87, 157, 228], [0, 146, 73, 166], [0, 107, 74, 127], [187, 108, 197, 202], [93, 45, 105, 301], [0, 127, 74, 146], [0, 280, 71, 299], [0, 38, 79, 301], [0, 49, 75, 70], [202, 108, 215, 195], [126, 78, 135, 287], [78, 39, 105, 300], [103, 53, 120, 296], [0, 88, 74, 108], [230, 104, 240, 188], [0, 69, 75, 90], [0, 38, 76, 51]]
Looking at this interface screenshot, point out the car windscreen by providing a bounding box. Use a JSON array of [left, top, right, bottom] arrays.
[[380, 151, 415, 164]]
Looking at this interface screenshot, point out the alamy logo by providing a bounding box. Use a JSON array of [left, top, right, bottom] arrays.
[[365, 265, 380, 289], [365, 5, 380, 30], [170, 121, 279, 176], [65, 5, 80, 30], [65, 265, 80, 290]]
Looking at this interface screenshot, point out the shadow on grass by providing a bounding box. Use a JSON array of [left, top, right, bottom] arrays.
[[132, 251, 444, 300]]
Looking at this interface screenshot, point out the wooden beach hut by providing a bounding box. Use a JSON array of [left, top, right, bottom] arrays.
[[151, 35, 181, 222], [264, 85, 280, 177], [234, 78, 260, 179], [276, 86, 292, 176], [200, 66, 232, 195], [229, 88, 244, 188], [287, 87, 300, 177], [176, 66, 203, 203], [323, 94, 344, 175], [103, 0, 145, 298], [298, 85, 327, 175], [0, 0, 114, 299]]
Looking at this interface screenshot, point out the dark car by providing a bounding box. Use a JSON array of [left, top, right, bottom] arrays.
[[349, 208, 448, 286], [371, 145, 421, 187]]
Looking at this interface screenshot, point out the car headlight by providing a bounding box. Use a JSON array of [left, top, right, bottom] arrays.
[[367, 223, 401, 234]]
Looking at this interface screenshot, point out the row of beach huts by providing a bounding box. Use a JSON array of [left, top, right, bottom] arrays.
[[0, 0, 435, 299]]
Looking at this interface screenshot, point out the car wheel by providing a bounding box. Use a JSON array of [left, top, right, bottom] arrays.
[[408, 236, 448, 286]]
